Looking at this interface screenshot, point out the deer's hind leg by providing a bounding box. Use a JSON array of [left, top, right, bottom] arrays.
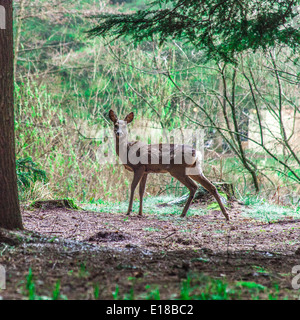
[[170, 170, 198, 217], [189, 173, 229, 221]]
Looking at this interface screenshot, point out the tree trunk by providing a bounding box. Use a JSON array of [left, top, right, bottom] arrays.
[[0, 0, 23, 230]]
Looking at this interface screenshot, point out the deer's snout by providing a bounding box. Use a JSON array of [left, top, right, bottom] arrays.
[[116, 130, 124, 138]]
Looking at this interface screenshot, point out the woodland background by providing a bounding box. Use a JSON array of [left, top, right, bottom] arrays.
[[14, 0, 300, 208]]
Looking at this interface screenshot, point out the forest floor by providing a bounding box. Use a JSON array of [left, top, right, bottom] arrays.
[[1, 199, 300, 300]]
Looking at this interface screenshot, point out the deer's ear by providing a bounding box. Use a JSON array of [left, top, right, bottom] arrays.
[[109, 110, 118, 123], [124, 112, 134, 124]]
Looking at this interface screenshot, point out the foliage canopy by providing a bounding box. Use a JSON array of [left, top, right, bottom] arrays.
[[87, 0, 300, 63]]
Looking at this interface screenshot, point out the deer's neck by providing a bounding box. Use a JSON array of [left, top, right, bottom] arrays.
[[115, 136, 129, 163]]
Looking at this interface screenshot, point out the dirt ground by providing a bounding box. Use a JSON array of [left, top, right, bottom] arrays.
[[1, 201, 300, 300]]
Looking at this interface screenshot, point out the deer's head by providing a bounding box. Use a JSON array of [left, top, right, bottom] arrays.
[[109, 110, 134, 139]]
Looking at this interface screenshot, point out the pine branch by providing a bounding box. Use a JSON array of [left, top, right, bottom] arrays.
[[86, 0, 300, 63]]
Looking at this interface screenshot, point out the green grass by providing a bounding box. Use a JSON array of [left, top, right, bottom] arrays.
[[109, 273, 288, 300], [22, 268, 67, 300], [143, 227, 161, 232], [82, 193, 300, 223], [179, 274, 233, 300], [81, 195, 205, 217], [21, 268, 292, 300], [241, 196, 300, 223]]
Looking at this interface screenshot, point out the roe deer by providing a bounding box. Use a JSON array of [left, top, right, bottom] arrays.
[[108, 110, 229, 221]]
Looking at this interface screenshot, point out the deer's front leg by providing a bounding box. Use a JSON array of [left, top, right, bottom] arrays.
[[138, 174, 148, 216], [127, 166, 145, 215]]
